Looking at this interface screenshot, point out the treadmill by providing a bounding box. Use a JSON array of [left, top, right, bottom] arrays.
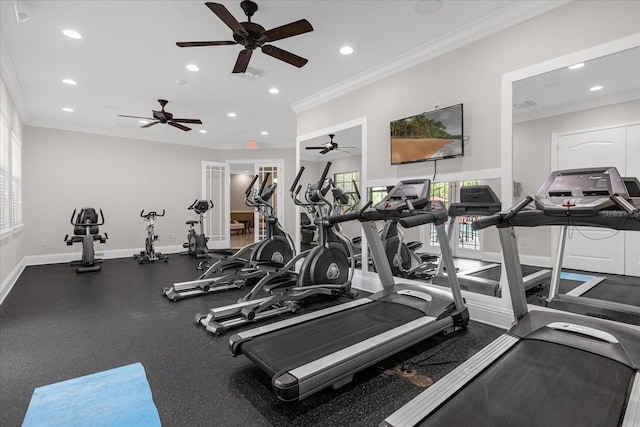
[[545, 176, 640, 325], [433, 185, 551, 297], [382, 167, 640, 427], [229, 178, 469, 402]]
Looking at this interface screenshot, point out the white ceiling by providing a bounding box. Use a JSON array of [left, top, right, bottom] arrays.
[[1, 0, 564, 150]]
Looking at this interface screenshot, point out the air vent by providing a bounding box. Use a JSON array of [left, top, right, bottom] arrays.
[[513, 100, 538, 110], [235, 67, 264, 81]]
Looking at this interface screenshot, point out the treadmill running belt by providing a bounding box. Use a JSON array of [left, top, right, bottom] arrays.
[[583, 279, 640, 306], [238, 300, 423, 376], [419, 339, 632, 427]]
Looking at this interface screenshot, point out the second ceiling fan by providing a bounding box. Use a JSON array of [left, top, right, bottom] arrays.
[[305, 135, 356, 155], [176, 1, 313, 74]]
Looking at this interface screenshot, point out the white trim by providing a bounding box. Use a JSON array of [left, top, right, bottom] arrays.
[[0, 258, 25, 305], [466, 300, 513, 330], [292, 1, 568, 114]]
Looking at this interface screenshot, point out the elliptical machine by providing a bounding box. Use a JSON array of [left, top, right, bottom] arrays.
[[182, 199, 214, 258], [163, 173, 295, 301], [196, 162, 356, 334], [135, 210, 169, 264], [64, 208, 108, 273]]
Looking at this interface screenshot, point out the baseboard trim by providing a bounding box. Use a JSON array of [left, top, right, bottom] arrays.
[[466, 300, 513, 329], [0, 259, 25, 305]]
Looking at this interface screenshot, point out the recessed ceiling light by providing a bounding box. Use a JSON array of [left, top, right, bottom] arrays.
[[199, 130, 207, 134], [186, 64, 199, 72], [268, 87, 280, 94], [261, 131, 268, 135], [139, 120, 148, 124], [589, 85, 604, 92], [62, 107, 74, 112], [339, 46, 354, 55], [62, 29, 82, 39], [414, 0, 442, 15], [568, 63, 585, 70], [227, 112, 237, 117], [62, 78, 77, 85]]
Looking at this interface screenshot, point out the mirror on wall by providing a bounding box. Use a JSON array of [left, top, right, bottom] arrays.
[[509, 43, 640, 321], [364, 179, 511, 298], [297, 125, 363, 261]]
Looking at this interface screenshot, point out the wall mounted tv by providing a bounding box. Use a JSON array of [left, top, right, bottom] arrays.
[[390, 103, 463, 165]]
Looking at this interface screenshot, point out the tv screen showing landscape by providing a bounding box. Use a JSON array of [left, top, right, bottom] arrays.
[[390, 103, 463, 165]]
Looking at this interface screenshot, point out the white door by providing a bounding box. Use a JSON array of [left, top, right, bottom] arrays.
[[555, 126, 627, 275], [626, 124, 640, 277], [202, 161, 230, 249]]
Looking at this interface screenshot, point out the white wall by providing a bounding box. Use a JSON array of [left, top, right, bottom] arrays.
[[230, 173, 254, 212], [22, 126, 222, 256], [297, 1, 640, 182]]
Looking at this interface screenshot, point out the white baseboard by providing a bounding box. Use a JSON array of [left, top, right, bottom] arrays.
[[466, 300, 513, 329], [23, 244, 186, 266], [0, 259, 25, 305]]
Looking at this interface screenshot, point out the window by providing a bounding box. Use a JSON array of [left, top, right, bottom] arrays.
[[428, 180, 481, 250], [0, 112, 9, 233], [11, 131, 22, 227], [333, 171, 360, 211], [0, 109, 23, 237]]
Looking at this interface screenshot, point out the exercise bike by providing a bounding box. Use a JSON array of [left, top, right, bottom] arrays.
[[182, 199, 214, 258], [163, 173, 295, 301], [134, 210, 169, 264], [64, 208, 108, 273], [196, 162, 356, 334]]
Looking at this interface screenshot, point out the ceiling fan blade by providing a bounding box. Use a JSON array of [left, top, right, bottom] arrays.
[[336, 149, 352, 154], [119, 115, 155, 120], [206, 2, 249, 37], [263, 19, 313, 42], [305, 146, 325, 150], [232, 49, 253, 73], [261, 45, 308, 68], [168, 121, 192, 131], [172, 118, 203, 124], [141, 121, 159, 128], [320, 148, 330, 155], [177, 41, 236, 47]]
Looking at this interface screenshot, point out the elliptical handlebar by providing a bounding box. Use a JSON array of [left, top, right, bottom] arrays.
[[140, 209, 165, 219], [291, 166, 305, 193], [245, 175, 259, 198]]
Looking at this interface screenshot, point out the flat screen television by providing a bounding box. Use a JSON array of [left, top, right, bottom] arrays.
[[390, 103, 463, 165]]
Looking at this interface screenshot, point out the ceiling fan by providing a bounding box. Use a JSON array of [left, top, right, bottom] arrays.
[[118, 99, 202, 131], [305, 134, 356, 155], [176, 1, 313, 73]]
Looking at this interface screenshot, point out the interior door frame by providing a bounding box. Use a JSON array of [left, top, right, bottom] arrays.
[[201, 161, 230, 250]]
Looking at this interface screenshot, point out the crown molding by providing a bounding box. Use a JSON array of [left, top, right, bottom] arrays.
[[291, 0, 569, 114]]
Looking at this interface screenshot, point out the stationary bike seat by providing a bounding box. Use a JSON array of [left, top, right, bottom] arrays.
[[186, 220, 199, 225]]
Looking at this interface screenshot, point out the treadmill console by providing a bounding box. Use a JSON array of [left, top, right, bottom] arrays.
[[624, 177, 640, 207], [375, 179, 430, 214], [449, 185, 502, 217], [535, 167, 629, 216]]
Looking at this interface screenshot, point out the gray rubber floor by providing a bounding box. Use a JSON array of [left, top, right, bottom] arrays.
[[1, 255, 503, 426]]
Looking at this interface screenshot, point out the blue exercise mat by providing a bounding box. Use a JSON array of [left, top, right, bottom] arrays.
[[22, 362, 161, 427], [560, 271, 595, 283]]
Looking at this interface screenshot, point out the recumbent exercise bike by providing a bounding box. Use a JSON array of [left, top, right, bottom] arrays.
[[64, 208, 108, 273]]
